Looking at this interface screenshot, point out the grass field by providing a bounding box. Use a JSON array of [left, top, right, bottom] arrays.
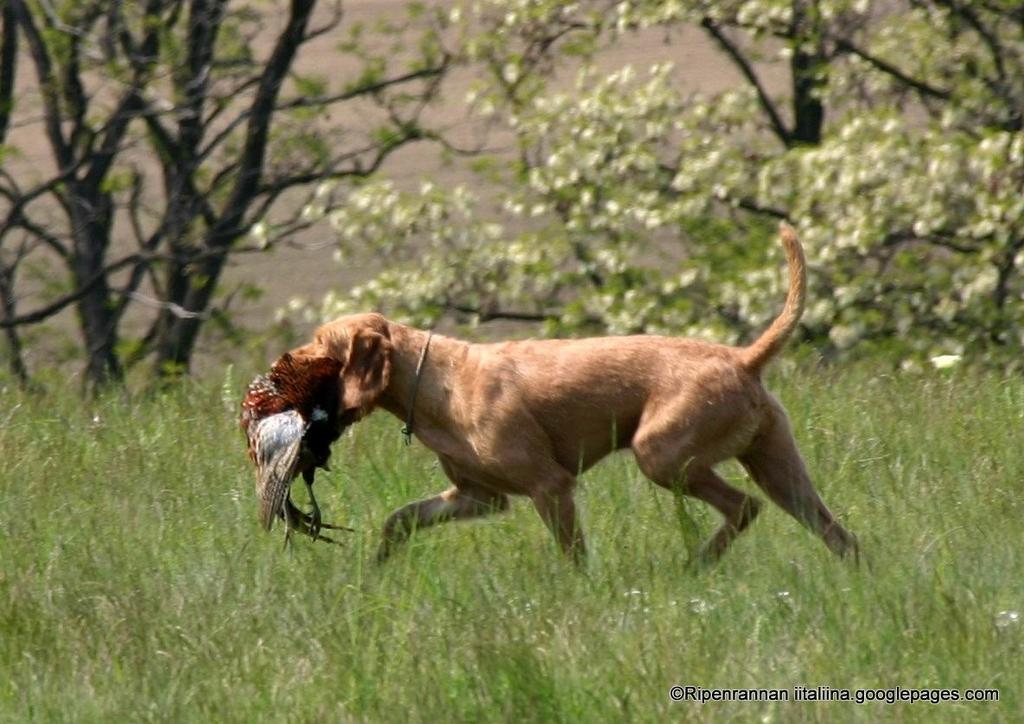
[[1, 362, 1022, 722]]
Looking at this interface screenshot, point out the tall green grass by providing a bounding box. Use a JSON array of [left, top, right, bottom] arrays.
[[0, 364, 1021, 722]]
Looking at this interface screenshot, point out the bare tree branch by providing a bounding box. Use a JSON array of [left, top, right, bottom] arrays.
[[0, 243, 271, 329], [212, 0, 317, 243], [10, 0, 73, 171], [700, 17, 792, 146], [833, 37, 952, 102], [197, 61, 449, 166], [445, 303, 557, 323]]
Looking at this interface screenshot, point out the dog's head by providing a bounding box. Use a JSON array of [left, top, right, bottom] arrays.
[[243, 314, 394, 450], [297, 313, 393, 421]]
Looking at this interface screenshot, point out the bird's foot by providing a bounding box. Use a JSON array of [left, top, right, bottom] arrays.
[[283, 498, 352, 546], [308, 503, 322, 542]]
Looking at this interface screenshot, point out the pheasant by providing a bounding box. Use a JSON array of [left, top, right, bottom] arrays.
[[240, 352, 353, 546]]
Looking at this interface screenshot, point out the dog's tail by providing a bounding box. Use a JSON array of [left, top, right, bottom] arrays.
[[739, 222, 806, 374]]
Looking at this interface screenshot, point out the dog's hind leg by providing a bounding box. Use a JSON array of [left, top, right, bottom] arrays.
[[633, 424, 762, 565], [739, 404, 858, 560], [680, 466, 762, 566], [647, 462, 762, 566]]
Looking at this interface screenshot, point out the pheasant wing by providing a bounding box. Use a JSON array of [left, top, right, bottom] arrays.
[[253, 410, 306, 530]]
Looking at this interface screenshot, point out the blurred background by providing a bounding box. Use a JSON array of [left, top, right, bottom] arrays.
[[2, 0, 1021, 389]]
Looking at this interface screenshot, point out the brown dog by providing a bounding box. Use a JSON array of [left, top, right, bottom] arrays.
[[287, 223, 857, 565]]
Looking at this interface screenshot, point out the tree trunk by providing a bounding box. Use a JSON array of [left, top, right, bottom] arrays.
[[149, 244, 219, 377], [790, 48, 825, 144], [69, 189, 122, 388], [0, 264, 30, 386], [789, 1, 826, 146]]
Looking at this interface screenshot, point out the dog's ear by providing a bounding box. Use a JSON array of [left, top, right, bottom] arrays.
[[340, 328, 391, 413]]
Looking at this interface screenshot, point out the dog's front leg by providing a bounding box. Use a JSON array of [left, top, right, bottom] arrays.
[[531, 486, 586, 567], [376, 486, 509, 563]]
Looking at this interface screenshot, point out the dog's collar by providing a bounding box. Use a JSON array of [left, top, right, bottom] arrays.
[[401, 330, 433, 446]]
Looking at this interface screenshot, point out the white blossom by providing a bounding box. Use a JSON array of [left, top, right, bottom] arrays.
[[930, 354, 962, 370]]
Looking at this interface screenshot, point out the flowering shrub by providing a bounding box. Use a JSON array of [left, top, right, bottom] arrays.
[[293, 0, 1024, 367]]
